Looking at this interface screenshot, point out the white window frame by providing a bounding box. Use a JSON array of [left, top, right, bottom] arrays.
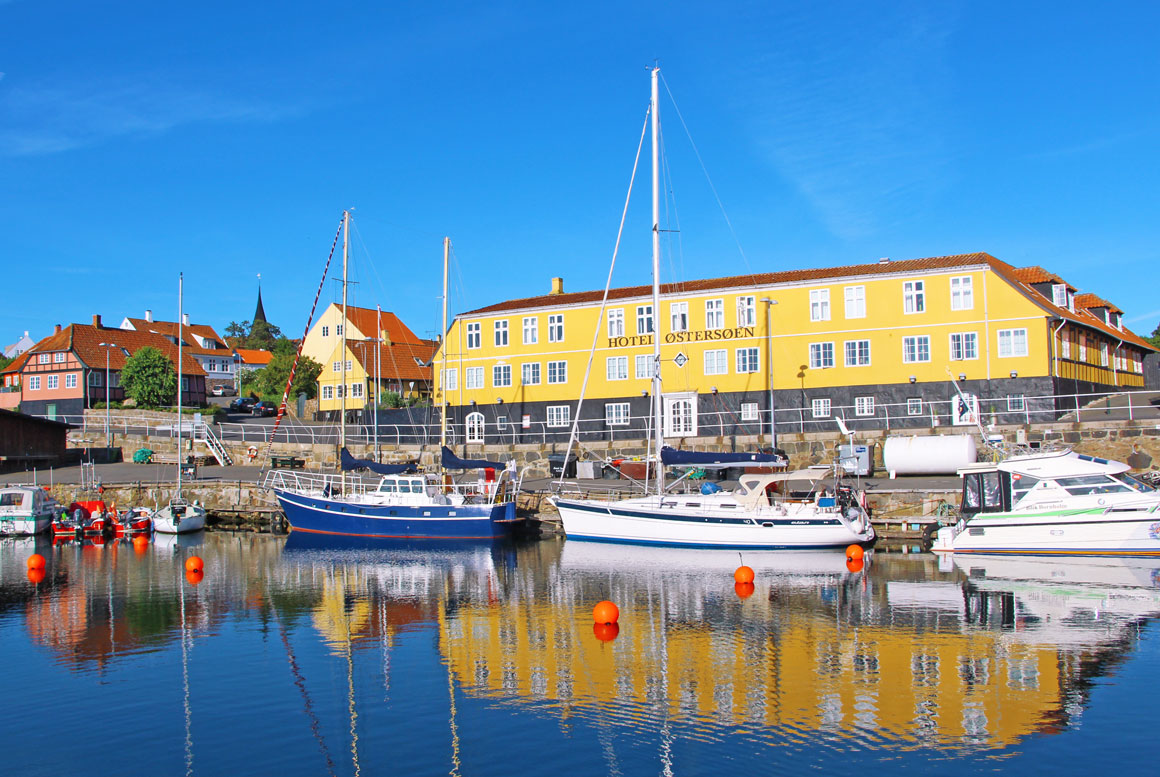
[[465, 366, 484, 390], [321, 385, 333, 400], [497, 415, 508, 431], [38, 354, 49, 364], [635, 354, 652, 380], [521, 363, 540, 385], [1007, 395, 1026, 413], [65, 373, 77, 389], [606, 356, 628, 381], [465, 411, 485, 443], [1100, 342, 1109, 367], [493, 364, 512, 388], [321, 325, 329, 337], [949, 332, 978, 361], [548, 314, 564, 343], [1052, 284, 1068, 307], [351, 382, 364, 398], [907, 398, 923, 416], [736, 347, 760, 374], [636, 305, 654, 335], [89, 371, 103, 386], [736, 296, 756, 327], [546, 405, 570, 427], [466, 322, 481, 349], [29, 376, 41, 390], [494, 320, 509, 347], [903, 280, 925, 314], [53, 352, 65, 363], [844, 340, 871, 367], [47, 375, 59, 390], [809, 288, 831, 322], [704, 349, 728, 376], [809, 342, 835, 369], [607, 309, 624, 338], [605, 402, 630, 426], [998, 328, 1028, 358], [522, 316, 538, 345], [844, 286, 865, 319], [854, 396, 875, 417], [705, 299, 724, 329], [950, 276, 974, 311], [670, 302, 688, 333], [811, 398, 831, 418], [902, 335, 931, 363], [663, 393, 698, 437], [441, 368, 458, 391], [740, 402, 759, 422], [547, 360, 567, 384]]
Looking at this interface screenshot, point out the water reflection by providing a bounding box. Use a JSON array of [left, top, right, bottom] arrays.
[[2, 533, 1159, 773]]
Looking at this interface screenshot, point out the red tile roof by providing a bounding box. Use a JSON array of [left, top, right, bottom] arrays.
[[463, 252, 1157, 353], [234, 348, 274, 366], [125, 318, 229, 357], [348, 340, 438, 382], [24, 324, 206, 375], [1, 350, 31, 376], [340, 305, 426, 345], [1074, 293, 1123, 314]]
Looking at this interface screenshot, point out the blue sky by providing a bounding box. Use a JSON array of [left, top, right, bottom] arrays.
[[3, 1, 1160, 347]]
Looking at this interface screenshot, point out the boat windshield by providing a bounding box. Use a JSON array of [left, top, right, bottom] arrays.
[[0, 492, 25, 508], [1054, 475, 1133, 496], [1113, 473, 1157, 493]]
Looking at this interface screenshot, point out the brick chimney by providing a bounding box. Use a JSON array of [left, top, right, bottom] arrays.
[[54, 324, 61, 335], [550, 277, 564, 295], [93, 314, 102, 328]]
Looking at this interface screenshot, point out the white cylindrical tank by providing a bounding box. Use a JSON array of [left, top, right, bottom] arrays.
[[883, 435, 977, 476]]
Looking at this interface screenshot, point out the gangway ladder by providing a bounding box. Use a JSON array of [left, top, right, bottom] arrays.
[[195, 422, 233, 466]]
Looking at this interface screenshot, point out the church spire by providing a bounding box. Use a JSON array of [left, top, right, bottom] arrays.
[[253, 273, 267, 325]]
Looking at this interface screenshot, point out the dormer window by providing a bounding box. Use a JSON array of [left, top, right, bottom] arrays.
[[1067, 292, 1075, 312], [1051, 284, 1067, 307]]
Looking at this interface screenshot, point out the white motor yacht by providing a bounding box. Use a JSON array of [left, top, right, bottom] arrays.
[[0, 485, 59, 535]]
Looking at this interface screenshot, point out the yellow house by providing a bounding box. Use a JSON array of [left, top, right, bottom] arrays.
[[432, 253, 1155, 444]]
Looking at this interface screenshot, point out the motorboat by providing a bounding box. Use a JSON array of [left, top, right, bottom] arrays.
[[152, 499, 207, 534], [932, 448, 1160, 555], [0, 485, 59, 535]]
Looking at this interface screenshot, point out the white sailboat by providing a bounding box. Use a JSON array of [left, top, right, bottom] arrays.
[[550, 68, 874, 549], [153, 272, 207, 534]]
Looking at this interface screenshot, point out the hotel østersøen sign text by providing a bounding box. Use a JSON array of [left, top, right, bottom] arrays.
[[607, 326, 755, 349]]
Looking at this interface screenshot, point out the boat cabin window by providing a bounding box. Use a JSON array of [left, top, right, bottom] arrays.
[[400, 479, 423, 493], [1054, 475, 1132, 496], [1011, 474, 1040, 503], [1113, 473, 1156, 493], [0, 492, 25, 508], [378, 480, 398, 493], [962, 471, 1007, 515]]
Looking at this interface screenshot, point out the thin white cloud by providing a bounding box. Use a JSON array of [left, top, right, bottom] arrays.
[[744, 3, 959, 240], [0, 76, 303, 156], [1125, 308, 1160, 325]]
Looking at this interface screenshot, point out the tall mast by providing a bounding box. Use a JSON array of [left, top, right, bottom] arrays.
[[650, 66, 664, 496], [340, 210, 349, 493], [440, 237, 450, 459], [176, 271, 184, 496], [375, 305, 382, 463]]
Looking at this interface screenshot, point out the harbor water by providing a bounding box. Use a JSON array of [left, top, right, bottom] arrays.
[[1, 534, 1157, 775]]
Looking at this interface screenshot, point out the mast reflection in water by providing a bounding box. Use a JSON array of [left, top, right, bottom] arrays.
[[1, 534, 1158, 775]]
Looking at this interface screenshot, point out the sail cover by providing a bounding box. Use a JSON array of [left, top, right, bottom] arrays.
[[340, 447, 417, 475], [661, 446, 786, 469], [441, 446, 506, 471]]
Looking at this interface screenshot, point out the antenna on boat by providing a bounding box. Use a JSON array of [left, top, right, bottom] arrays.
[[650, 64, 664, 497]]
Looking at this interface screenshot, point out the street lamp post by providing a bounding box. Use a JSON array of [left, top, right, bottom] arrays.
[[760, 298, 778, 448]]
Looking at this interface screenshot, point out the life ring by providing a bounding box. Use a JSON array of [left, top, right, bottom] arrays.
[[247, 445, 258, 462]]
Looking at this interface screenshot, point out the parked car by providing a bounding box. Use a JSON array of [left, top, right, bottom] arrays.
[[230, 397, 257, 412], [212, 384, 238, 397], [251, 401, 277, 417]]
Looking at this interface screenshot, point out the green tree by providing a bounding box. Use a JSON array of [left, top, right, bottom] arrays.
[[242, 354, 321, 400], [224, 320, 250, 341], [0, 354, 13, 371], [1147, 321, 1160, 350], [246, 319, 284, 350], [120, 346, 177, 408]]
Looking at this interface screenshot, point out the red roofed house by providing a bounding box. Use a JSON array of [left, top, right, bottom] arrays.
[[235, 348, 274, 376], [7, 315, 206, 421], [120, 309, 235, 392]]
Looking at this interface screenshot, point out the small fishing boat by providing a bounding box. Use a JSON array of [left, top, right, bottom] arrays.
[[931, 448, 1160, 555], [116, 506, 153, 535], [0, 485, 59, 535]]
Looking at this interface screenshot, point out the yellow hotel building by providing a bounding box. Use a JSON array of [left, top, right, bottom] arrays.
[[433, 252, 1154, 443]]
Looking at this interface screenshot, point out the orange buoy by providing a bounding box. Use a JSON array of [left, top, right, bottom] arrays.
[[185, 568, 204, 585], [734, 581, 755, 599], [592, 600, 619, 624], [734, 565, 755, 584], [27, 553, 46, 570], [184, 556, 204, 573], [132, 535, 149, 554], [846, 558, 864, 573], [27, 567, 46, 584], [593, 622, 620, 642], [846, 544, 864, 561]]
